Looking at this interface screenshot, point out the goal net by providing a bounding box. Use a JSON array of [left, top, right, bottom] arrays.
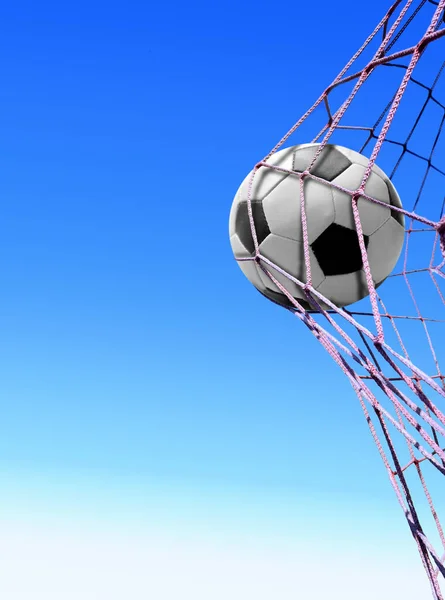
[[252, 1, 445, 597]]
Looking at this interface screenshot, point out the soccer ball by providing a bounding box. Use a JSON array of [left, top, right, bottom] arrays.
[[229, 143, 405, 310]]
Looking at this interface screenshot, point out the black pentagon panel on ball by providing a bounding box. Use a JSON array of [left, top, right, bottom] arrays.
[[258, 287, 314, 312], [235, 200, 271, 255], [311, 223, 369, 276], [292, 145, 352, 182]]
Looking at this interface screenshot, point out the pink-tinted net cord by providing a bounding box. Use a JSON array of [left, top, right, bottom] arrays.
[[241, 1, 445, 598]]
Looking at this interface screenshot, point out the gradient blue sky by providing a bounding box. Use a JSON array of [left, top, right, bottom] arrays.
[[0, 1, 442, 598]]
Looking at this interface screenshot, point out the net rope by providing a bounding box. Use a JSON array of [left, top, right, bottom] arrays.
[[242, 1, 445, 597]]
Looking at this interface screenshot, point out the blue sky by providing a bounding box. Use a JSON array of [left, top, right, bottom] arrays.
[[0, 1, 443, 598]]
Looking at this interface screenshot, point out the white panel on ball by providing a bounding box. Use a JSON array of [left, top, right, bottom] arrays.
[[304, 178, 336, 244], [229, 147, 295, 237], [366, 217, 405, 285], [316, 270, 369, 307], [230, 234, 266, 292], [360, 171, 391, 235], [332, 167, 390, 236], [258, 234, 325, 295], [262, 174, 303, 241]]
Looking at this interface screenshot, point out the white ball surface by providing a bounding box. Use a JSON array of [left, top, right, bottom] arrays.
[[229, 143, 405, 310]]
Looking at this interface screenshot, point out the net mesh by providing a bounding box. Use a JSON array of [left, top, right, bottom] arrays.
[[245, 1, 445, 597]]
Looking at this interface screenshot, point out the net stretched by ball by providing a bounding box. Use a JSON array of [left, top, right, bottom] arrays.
[[230, 1, 445, 598]]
